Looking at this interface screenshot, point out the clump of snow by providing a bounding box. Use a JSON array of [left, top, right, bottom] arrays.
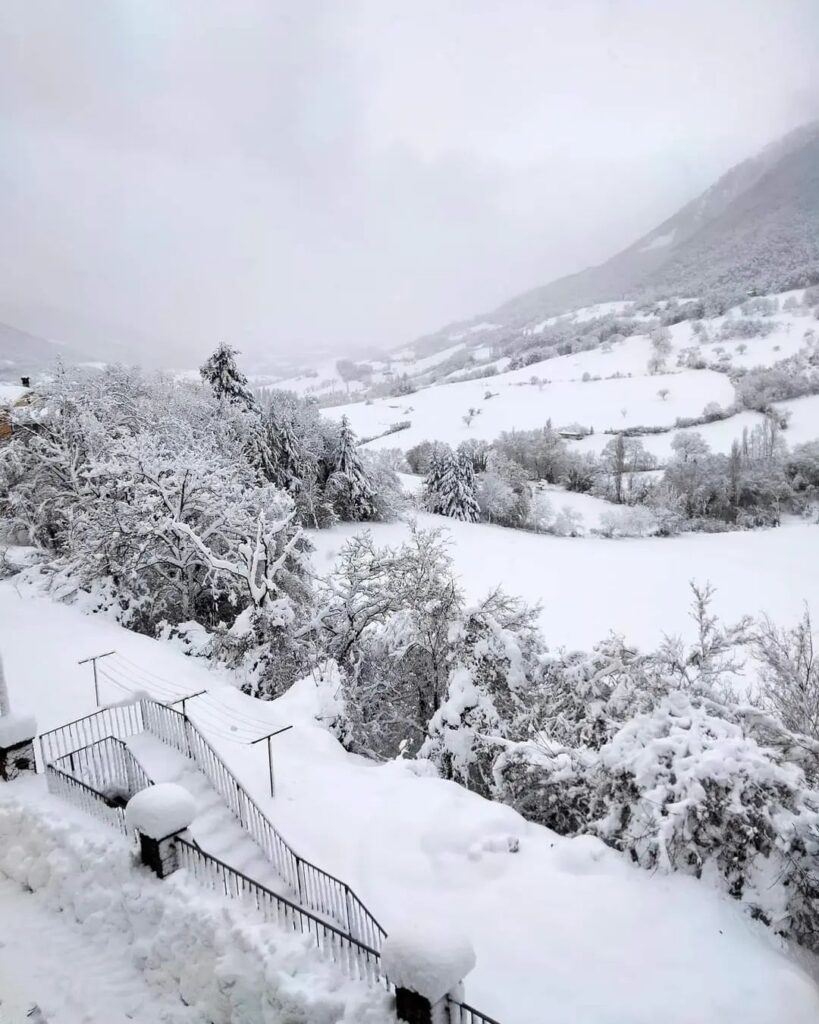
[[0, 714, 37, 749], [125, 783, 195, 838], [382, 922, 476, 1001]]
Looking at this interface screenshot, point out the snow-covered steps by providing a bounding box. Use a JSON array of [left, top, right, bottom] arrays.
[[126, 731, 292, 897]]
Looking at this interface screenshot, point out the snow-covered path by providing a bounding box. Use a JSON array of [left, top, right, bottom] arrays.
[[0, 875, 190, 1024], [126, 732, 291, 895]]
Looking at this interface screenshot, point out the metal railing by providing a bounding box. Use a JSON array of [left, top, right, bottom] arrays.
[[39, 703, 144, 764], [50, 735, 152, 800], [445, 999, 503, 1024], [177, 837, 386, 988], [142, 699, 387, 950], [38, 699, 501, 1023], [44, 735, 154, 835], [44, 763, 131, 833]]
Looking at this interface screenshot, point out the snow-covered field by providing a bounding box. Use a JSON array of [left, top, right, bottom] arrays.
[[2, 581, 819, 1024], [329, 369, 735, 451], [308, 514, 819, 652]]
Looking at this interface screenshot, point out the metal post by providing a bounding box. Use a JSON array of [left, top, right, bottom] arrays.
[[173, 690, 206, 717], [77, 651, 116, 707], [251, 725, 293, 799]]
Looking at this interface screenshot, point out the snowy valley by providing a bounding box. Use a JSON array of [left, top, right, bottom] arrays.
[[2, 69, 819, 1024]]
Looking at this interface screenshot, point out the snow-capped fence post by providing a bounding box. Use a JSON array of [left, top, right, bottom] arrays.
[[382, 923, 477, 1024], [125, 783, 196, 879]]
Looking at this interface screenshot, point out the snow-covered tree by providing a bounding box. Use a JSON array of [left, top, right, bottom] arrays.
[[753, 608, 819, 739], [200, 343, 257, 411], [326, 416, 376, 521]]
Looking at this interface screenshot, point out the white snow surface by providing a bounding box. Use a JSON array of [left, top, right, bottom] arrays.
[[382, 922, 476, 1001], [0, 789, 394, 1024], [2, 582, 819, 1022], [125, 782, 196, 839], [308, 514, 819, 651], [0, 713, 37, 748]]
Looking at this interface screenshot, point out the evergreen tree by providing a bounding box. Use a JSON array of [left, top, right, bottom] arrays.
[[328, 417, 376, 521], [200, 343, 257, 411], [423, 444, 480, 521], [267, 409, 306, 493], [422, 444, 451, 515]]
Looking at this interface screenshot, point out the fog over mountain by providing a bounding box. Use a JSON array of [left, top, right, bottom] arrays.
[[1, 1, 818, 369]]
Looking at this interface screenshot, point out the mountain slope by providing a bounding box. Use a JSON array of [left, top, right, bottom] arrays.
[[0, 321, 87, 378], [441, 121, 819, 334]]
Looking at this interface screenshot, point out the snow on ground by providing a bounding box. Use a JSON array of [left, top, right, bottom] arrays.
[[0, 873, 194, 1024], [0, 787, 391, 1024], [777, 394, 819, 446], [329, 369, 734, 453], [0, 382, 28, 405], [3, 573, 819, 1023], [308, 514, 819, 652]]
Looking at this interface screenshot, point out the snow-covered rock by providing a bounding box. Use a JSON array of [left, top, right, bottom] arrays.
[[125, 783, 195, 839], [382, 922, 476, 1002], [0, 714, 37, 748]]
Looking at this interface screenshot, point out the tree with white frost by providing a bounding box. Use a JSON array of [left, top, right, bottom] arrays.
[[200, 342, 257, 411], [326, 416, 376, 521]]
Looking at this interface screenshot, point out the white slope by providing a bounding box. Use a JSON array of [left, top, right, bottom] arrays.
[[308, 514, 819, 652], [329, 369, 735, 451], [318, 290, 819, 466], [2, 580, 819, 1024], [0, 874, 193, 1024]]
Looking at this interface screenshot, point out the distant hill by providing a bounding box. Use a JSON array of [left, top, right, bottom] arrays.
[[0, 321, 88, 380], [419, 121, 819, 345]]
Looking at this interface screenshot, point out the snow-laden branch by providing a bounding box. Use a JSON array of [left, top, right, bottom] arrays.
[[173, 511, 302, 609]]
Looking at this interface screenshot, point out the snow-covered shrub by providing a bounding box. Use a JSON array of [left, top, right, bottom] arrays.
[[597, 506, 658, 538], [549, 505, 584, 536], [421, 593, 543, 791], [525, 491, 554, 533], [360, 450, 407, 521], [753, 609, 819, 740], [491, 588, 819, 951]]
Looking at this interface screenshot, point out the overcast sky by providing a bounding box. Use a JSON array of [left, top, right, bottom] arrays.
[[1, 1, 817, 366]]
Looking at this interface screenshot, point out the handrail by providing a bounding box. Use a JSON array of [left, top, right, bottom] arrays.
[[39, 699, 501, 1022], [141, 698, 387, 949]]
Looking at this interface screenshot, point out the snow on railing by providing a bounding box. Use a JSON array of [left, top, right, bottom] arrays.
[[445, 998, 503, 1024], [45, 735, 154, 835], [39, 700, 501, 1023], [39, 703, 144, 765], [176, 837, 386, 989], [142, 699, 387, 950]]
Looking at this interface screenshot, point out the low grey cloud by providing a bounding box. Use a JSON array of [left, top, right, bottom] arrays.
[[1, 0, 817, 366]]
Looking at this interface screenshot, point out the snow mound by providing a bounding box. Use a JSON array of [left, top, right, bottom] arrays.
[[0, 796, 394, 1024], [0, 714, 37, 749], [382, 922, 476, 1001], [125, 783, 195, 838], [551, 834, 613, 875]]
